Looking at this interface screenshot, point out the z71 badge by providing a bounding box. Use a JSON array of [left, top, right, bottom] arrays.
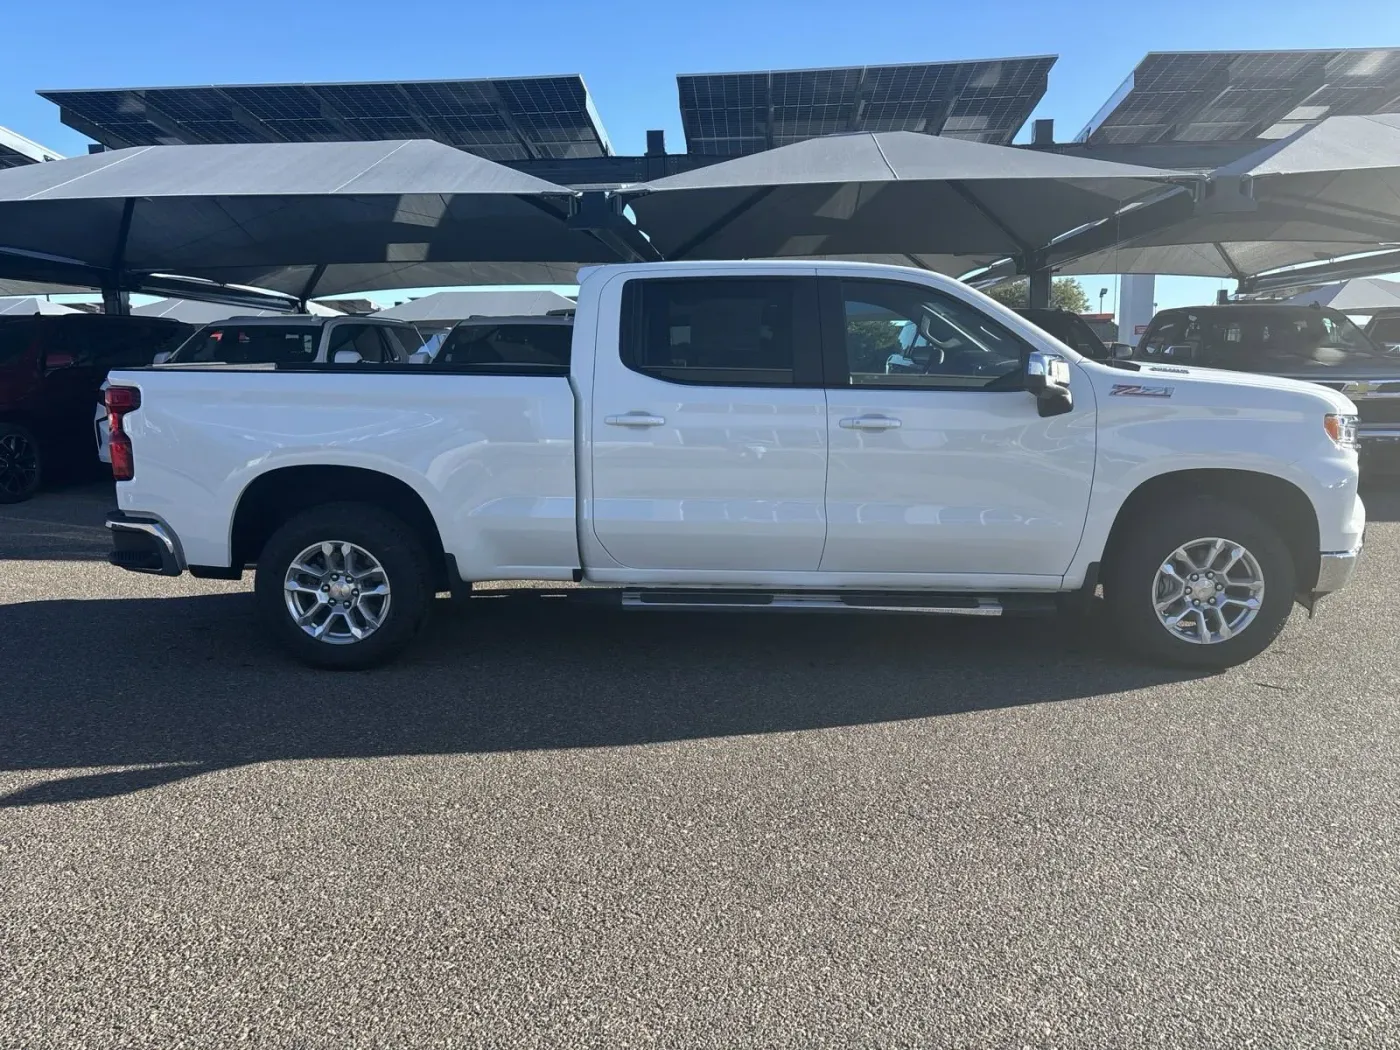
[[1110, 383, 1174, 398]]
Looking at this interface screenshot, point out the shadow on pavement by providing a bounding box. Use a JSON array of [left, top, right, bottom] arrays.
[[0, 590, 1201, 806]]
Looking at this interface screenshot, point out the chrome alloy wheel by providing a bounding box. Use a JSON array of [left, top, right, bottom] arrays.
[[1153, 536, 1265, 645], [0, 431, 39, 499], [283, 541, 391, 645]]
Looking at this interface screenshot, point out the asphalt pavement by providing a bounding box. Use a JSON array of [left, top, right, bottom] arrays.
[[1, 480, 1398, 1048]]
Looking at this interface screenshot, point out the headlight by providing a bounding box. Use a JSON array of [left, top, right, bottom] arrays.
[[1324, 413, 1359, 450]]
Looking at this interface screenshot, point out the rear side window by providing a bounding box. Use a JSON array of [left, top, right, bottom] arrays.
[[382, 325, 424, 359], [171, 325, 318, 364], [437, 323, 573, 369], [620, 277, 801, 386], [1370, 316, 1400, 345], [326, 324, 391, 363], [0, 320, 36, 366]]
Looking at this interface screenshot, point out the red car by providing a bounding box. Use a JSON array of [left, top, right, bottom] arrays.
[[0, 313, 191, 502]]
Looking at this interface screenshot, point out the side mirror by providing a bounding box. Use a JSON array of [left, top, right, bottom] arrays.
[[1110, 342, 1133, 359], [152, 351, 172, 365], [1025, 350, 1074, 417], [332, 350, 363, 364], [407, 351, 432, 365], [44, 352, 75, 370], [1163, 344, 1194, 358]]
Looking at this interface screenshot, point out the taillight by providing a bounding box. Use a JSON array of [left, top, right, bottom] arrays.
[[105, 386, 141, 481]]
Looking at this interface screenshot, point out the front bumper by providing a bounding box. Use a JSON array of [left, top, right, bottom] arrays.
[[1313, 542, 1363, 597], [106, 511, 184, 576]]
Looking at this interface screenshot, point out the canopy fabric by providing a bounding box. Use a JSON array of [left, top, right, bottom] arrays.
[[0, 296, 80, 315], [0, 140, 619, 296], [375, 289, 575, 322], [0, 279, 89, 296], [1051, 115, 1400, 279], [1285, 277, 1400, 312], [620, 131, 1184, 261], [131, 298, 341, 323]]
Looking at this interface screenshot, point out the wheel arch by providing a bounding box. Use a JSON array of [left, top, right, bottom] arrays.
[[1102, 468, 1321, 593], [229, 465, 449, 590]]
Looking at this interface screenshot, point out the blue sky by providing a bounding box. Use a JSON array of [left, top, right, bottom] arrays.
[[2, 0, 1398, 310]]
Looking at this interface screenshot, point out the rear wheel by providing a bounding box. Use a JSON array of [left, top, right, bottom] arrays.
[[0, 423, 42, 504], [254, 502, 433, 669], [1105, 498, 1297, 669]]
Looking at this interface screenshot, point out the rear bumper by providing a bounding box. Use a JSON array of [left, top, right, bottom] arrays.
[[106, 511, 184, 576]]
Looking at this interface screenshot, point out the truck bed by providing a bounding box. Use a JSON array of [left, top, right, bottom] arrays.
[[110, 367, 580, 580]]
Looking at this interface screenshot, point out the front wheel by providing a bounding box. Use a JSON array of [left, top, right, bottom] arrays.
[[1105, 499, 1297, 669], [254, 502, 433, 669]]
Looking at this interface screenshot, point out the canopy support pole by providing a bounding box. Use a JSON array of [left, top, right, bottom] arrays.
[[298, 264, 328, 310], [1027, 262, 1053, 310], [103, 198, 136, 316]]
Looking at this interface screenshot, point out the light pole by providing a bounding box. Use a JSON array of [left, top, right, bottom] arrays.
[[1098, 287, 1108, 314]]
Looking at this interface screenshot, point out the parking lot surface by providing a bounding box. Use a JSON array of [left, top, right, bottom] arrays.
[[2, 481, 1398, 1048]]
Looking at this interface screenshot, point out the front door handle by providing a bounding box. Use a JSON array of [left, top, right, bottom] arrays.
[[839, 415, 902, 430], [605, 413, 666, 428]]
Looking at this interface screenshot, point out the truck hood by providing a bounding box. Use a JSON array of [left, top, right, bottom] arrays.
[[1089, 360, 1357, 414]]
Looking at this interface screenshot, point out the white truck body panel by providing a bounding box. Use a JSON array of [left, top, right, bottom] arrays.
[[109, 260, 1364, 601]]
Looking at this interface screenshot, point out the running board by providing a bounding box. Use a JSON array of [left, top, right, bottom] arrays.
[[620, 590, 1005, 616]]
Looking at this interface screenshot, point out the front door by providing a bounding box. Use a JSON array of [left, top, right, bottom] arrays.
[[589, 275, 828, 572], [820, 277, 1095, 578]]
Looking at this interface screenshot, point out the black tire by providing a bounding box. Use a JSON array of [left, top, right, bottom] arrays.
[[254, 501, 433, 670], [1104, 498, 1297, 669], [0, 423, 42, 504]]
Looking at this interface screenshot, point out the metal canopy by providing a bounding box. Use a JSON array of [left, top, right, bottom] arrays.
[[1286, 277, 1400, 312], [375, 289, 575, 322], [620, 130, 1185, 264], [1051, 114, 1400, 279], [1080, 48, 1400, 146], [0, 125, 63, 169], [0, 139, 629, 300], [678, 57, 1054, 155], [41, 77, 613, 162]]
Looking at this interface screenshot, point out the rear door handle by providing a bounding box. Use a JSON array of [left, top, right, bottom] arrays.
[[605, 413, 666, 428], [839, 415, 902, 430]]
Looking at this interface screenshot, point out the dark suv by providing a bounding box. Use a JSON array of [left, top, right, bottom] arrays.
[[0, 314, 191, 502], [1136, 304, 1400, 450]]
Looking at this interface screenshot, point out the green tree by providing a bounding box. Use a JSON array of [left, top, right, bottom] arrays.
[[985, 277, 1091, 313]]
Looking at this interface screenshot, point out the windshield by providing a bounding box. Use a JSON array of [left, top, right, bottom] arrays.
[[168, 324, 319, 365], [1142, 308, 1396, 372]]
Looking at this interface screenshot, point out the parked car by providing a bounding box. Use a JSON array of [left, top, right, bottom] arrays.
[[0, 313, 192, 502], [1135, 304, 1400, 452], [430, 315, 574, 368], [1364, 309, 1400, 351], [1014, 308, 1114, 360], [96, 314, 429, 463], [104, 261, 1363, 671]]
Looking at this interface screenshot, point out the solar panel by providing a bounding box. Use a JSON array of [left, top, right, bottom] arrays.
[[1079, 49, 1400, 145], [38, 76, 614, 161], [677, 57, 1055, 155], [0, 125, 62, 169]]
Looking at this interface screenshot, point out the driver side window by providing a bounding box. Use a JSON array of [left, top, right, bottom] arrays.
[[839, 279, 1027, 390]]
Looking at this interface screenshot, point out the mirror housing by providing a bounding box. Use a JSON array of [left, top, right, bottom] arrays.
[[1025, 350, 1074, 417], [152, 351, 172, 365], [407, 350, 432, 365], [332, 350, 363, 364], [1162, 344, 1194, 358], [1109, 342, 1133, 359]]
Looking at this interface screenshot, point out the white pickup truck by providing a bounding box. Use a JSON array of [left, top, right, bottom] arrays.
[[103, 261, 1365, 670]]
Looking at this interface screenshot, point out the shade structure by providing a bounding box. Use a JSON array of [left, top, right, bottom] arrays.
[[619, 131, 1185, 262], [179, 260, 589, 299], [375, 289, 575, 322], [1285, 277, 1400, 312], [0, 140, 623, 299], [1051, 114, 1400, 279], [0, 296, 79, 315]]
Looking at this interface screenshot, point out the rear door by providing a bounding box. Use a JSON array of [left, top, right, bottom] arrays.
[[588, 274, 829, 572]]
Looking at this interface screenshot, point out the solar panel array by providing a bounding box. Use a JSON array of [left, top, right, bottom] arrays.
[[38, 77, 613, 161], [1079, 48, 1400, 145], [677, 57, 1055, 155], [0, 125, 61, 168]]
